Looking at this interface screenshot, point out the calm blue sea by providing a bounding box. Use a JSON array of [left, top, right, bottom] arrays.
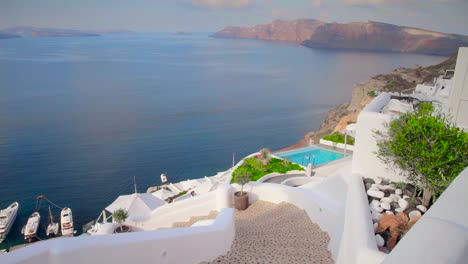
[[0, 33, 443, 247]]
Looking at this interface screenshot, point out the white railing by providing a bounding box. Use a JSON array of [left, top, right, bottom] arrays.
[[319, 139, 355, 151], [0, 208, 235, 264]]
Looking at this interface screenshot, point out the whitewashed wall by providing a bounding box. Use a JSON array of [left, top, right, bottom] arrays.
[[0, 208, 235, 264], [351, 93, 406, 182]]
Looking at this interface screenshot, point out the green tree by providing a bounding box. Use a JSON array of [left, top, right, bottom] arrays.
[[113, 208, 129, 232], [375, 103, 468, 207], [234, 167, 252, 195]]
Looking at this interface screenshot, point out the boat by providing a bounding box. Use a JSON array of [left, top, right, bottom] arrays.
[[60, 207, 74, 236], [46, 206, 59, 237], [0, 202, 19, 244], [23, 212, 40, 242]]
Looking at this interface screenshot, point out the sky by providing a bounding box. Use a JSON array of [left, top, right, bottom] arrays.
[[1, 0, 468, 35]]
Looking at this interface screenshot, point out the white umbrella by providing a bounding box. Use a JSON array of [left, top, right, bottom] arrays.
[[105, 193, 165, 221]]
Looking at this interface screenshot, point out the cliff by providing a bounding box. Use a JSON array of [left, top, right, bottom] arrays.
[[213, 20, 468, 56], [304, 52, 458, 143]]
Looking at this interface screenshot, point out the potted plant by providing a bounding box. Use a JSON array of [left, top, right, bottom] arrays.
[[233, 168, 252, 210], [113, 208, 129, 233]]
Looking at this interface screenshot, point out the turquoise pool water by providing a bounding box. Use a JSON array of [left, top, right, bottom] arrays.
[[276, 147, 345, 167]]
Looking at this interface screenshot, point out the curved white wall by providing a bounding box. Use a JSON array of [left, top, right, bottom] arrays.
[[352, 93, 406, 182], [0, 208, 235, 264]]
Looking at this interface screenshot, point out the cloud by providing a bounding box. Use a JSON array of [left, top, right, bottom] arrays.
[[191, 0, 255, 9], [312, 0, 324, 8], [271, 8, 289, 18]]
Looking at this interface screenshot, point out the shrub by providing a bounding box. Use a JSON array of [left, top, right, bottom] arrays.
[[231, 158, 304, 183], [113, 209, 129, 232], [368, 90, 377, 97], [323, 133, 355, 145], [375, 102, 468, 206]]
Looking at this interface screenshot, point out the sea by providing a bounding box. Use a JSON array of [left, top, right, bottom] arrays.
[[0, 32, 444, 248]]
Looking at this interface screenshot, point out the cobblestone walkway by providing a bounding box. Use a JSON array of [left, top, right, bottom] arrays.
[[209, 201, 333, 264]]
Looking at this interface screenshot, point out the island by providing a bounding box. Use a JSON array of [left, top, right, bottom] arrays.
[[212, 19, 468, 56]]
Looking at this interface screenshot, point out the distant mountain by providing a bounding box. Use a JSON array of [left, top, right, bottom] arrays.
[[88, 29, 133, 34], [212, 20, 468, 56], [0, 26, 99, 37], [0, 33, 20, 39]]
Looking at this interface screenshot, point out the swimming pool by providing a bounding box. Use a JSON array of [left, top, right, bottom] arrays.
[[275, 147, 345, 167]]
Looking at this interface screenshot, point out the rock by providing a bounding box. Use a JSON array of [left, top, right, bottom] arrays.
[[395, 208, 404, 213], [375, 234, 385, 247], [370, 200, 381, 207], [385, 211, 394, 215], [395, 189, 402, 195], [365, 182, 373, 190], [372, 206, 384, 213], [380, 197, 393, 203], [381, 202, 391, 210], [372, 211, 382, 221], [403, 195, 410, 200], [389, 194, 400, 202], [391, 202, 399, 210], [367, 190, 385, 199], [365, 178, 375, 185], [409, 210, 422, 220], [416, 205, 427, 213], [398, 198, 409, 210], [381, 185, 395, 191], [374, 222, 378, 232], [375, 178, 382, 184]]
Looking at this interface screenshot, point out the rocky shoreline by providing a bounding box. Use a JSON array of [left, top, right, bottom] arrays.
[[287, 52, 458, 146]]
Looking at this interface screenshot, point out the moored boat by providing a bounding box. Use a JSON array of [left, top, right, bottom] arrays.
[[23, 212, 40, 242], [0, 202, 19, 244], [46, 206, 59, 237], [60, 207, 74, 236]]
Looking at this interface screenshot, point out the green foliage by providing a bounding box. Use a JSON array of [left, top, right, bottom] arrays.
[[113, 209, 129, 224], [166, 190, 188, 203], [231, 158, 304, 183], [368, 90, 377, 97], [113, 208, 129, 231], [323, 133, 355, 145], [395, 181, 405, 189], [375, 102, 468, 201], [234, 167, 252, 194]]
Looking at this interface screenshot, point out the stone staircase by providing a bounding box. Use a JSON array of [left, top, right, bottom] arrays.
[[171, 211, 219, 228], [209, 201, 333, 264]]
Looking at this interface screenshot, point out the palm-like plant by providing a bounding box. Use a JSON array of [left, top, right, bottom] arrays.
[[258, 148, 272, 165], [113, 208, 129, 232]]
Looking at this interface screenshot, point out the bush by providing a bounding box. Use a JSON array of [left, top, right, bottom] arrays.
[[231, 158, 304, 183], [323, 133, 355, 145], [368, 90, 377, 97], [375, 102, 468, 206]]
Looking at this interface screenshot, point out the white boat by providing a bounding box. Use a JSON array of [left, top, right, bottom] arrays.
[[23, 212, 40, 242], [46, 206, 59, 237], [60, 207, 74, 236], [0, 202, 19, 244]]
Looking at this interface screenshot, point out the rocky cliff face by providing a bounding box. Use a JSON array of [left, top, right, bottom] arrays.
[[213, 19, 325, 44], [305, 52, 458, 143], [213, 20, 468, 56]]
